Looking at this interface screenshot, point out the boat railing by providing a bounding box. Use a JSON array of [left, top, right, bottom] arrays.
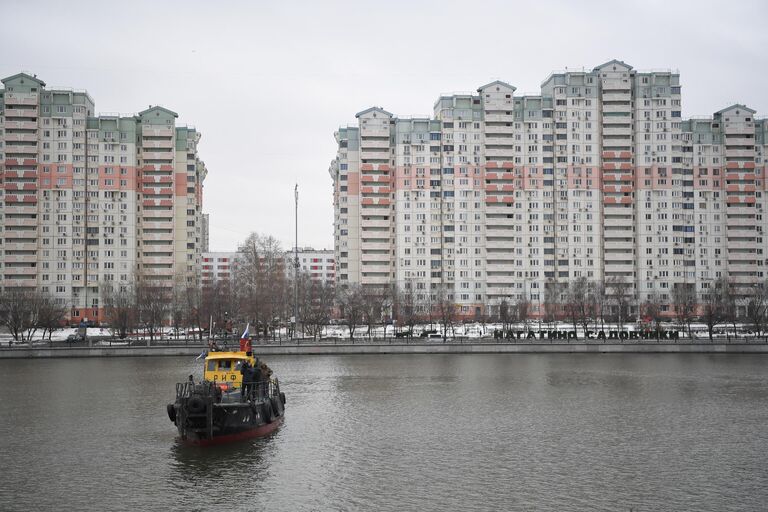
[[241, 378, 280, 403], [175, 380, 217, 400]]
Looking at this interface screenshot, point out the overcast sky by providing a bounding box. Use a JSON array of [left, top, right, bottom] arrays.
[[2, 0, 766, 252]]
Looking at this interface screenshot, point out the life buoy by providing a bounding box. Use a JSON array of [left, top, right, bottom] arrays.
[[187, 396, 206, 414], [167, 404, 177, 423]]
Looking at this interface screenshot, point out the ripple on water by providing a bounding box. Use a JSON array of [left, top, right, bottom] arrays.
[[0, 354, 767, 511]]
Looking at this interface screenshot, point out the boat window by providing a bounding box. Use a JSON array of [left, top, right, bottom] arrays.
[[218, 360, 232, 370], [207, 361, 216, 372]]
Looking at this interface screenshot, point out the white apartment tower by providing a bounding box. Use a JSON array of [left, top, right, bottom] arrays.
[[330, 60, 768, 319], [0, 73, 207, 324]]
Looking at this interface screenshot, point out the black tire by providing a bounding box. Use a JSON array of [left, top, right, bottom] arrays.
[[166, 404, 176, 423], [261, 402, 273, 423], [280, 392, 286, 405], [187, 397, 206, 414], [271, 397, 282, 416]]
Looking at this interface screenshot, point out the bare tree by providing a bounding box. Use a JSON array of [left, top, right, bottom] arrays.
[[102, 281, 136, 339], [435, 285, 456, 342], [594, 280, 607, 331], [641, 292, 665, 339], [169, 274, 188, 341], [236, 232, 288, 339], [745, 280, 768, 337], [396, 281, 419, 339], [337, 284, 364, 341], [184, 283, 207, 343], [360, 285, 388, 340], [543, 280, 560, 327], [298, 273, 335, 340], [515, 294, 531, 330], [605, 276, 634, 330], [564, 277, 594, 336], [701, 277, 728, 342], [499, 297, 511, 332], [136, 275, 170, 344], [37, 293, 67, 341], [672, 283, 697, 339], [0, 289, 42, 343]]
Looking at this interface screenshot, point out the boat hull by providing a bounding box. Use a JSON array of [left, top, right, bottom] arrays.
[[169, 382, 286, 447], [182, 416, 283, 446]]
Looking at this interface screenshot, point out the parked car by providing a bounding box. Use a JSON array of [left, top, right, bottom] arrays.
[[66, 334, 85, 343]]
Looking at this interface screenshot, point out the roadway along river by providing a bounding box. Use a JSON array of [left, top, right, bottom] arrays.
[[1, 354, 766, 511]]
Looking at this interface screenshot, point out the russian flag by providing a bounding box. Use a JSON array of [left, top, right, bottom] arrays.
[[239, 323, 252, 352]]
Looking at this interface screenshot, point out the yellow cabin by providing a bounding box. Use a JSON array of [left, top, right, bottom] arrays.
[[203, 351, 256, 387]]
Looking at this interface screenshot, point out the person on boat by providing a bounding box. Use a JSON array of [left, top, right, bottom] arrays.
[[208, 340, 219, 352], [240, 361, 254, 401], [259, 361, 272, 398]]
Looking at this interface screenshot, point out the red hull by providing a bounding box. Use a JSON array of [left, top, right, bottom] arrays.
[[183, 416, 284, 447]]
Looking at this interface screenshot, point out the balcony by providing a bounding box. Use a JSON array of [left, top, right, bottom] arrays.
[[4, 205, 38, 214], [141, 151, 174, 161], [5, 242, 39, 251], [603, 216, 633, 227], [142, 256, 174, 265], [142, 126, 174, 137], [359, 241, 391, 251], [5, 145, 38, 155], [141, 221, 172, 230], [485, 124, 514, 134], [602, 127, 632, 137], [360, 174, 392, 184], [361, 218, 391, 229], [602, 91, 631, 102], [4, 108, 38, 118], [1, 278, 37, 287], [485, 135, 515, 145], [485, 239, 517, 250], [3, 217, 38, 227], [603, 104, 631, 114], [4, 120, 38, 129], [485, 148, 516, 159], [360, 139, 390, 149], [142, 232, 174, 241], [141, 139, 174, 149], [484, 113, 515, 123], [3, 266, 37, 276]]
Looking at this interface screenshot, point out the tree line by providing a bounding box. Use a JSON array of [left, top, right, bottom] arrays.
[[2, 231, 767, 344]]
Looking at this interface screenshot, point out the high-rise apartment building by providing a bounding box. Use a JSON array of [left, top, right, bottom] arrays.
[[0, 72, 207, 323], [330, 60, 768, 318]]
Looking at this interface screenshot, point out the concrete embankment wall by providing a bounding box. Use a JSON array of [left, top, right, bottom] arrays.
[[2, 343, 768, 359]]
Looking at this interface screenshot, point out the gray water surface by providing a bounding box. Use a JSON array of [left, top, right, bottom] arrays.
[[0, 354, 766, 511]]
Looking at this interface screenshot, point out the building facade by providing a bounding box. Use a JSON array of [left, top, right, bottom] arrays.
[[202, 248, 335, 288], [330, 60, 768, 318], [286, 248, 335, 284], [0, 72, 207, 323], [202, 251, 236, 288]]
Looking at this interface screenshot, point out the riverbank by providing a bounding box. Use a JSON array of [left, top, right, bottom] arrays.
[[2, 342, 768, 358]]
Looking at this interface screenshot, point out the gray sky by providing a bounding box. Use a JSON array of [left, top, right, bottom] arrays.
[[2, 0, 766, 252]]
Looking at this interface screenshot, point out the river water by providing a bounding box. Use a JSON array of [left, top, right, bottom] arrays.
[[0, 354, 766, 511]]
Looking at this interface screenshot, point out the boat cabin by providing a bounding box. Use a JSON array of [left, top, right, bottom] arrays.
[[203, 351, 255, 387]]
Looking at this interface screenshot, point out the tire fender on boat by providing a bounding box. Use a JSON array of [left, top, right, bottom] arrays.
[[261, 402, 273, 422], [271, 397, 282, 416], [167, 404, 176, 423], [187, 397, 206, 414], [280, 392, 286, 405]]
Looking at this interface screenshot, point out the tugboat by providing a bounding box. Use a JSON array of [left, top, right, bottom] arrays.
[[167, 325, 285, 446]]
